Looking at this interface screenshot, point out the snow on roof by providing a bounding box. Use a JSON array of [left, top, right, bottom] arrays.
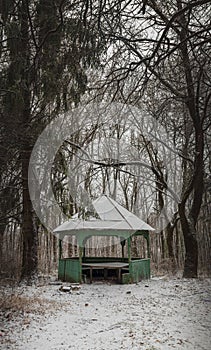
[[93, 195, 154, 231], [53, 195, 154, 237]]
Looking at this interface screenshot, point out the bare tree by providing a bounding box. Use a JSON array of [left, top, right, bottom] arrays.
[[0, 0, 104, 281], [89, 0, 211, 277]]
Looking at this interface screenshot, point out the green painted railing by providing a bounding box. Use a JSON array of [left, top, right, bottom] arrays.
[[58, 257, 150, 283], [58, 258, 81, 283], [129, 258, 150, 282]]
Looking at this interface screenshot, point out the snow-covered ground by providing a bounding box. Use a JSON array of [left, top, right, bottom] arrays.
[[1, 277, 210, 350]]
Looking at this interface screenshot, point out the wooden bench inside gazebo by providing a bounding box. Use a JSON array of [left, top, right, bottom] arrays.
[[54, 195, 154, 284]]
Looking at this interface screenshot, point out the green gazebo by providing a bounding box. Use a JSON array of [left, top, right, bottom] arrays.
[[54, 195, 154, 284]]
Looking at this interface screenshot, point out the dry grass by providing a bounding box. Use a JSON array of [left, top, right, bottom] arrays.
[[0, 291, 61, 316], [0, 290, 66, 348], [150, 258, 183, 278]]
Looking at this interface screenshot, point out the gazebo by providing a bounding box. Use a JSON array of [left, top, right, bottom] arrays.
[[54, 195, 154, 284]]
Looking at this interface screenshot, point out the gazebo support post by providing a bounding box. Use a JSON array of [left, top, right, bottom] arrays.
[[83, 246, 86, 259], [121, 239, 126, 258], [147, 235, 150, 259], [59, 239, 62, 260], [127, 237, 131, 262], [79, 246, 83, 282]]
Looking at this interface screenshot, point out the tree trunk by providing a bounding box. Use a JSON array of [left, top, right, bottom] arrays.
[[21, 147, 38, 280], [166, 224, 174, 260], [179, 203, 198, 278], [166, 213, 180, 268], [0, 224, 6, 273], [20, 0, 38, 281], [178, 129, 204, 278]]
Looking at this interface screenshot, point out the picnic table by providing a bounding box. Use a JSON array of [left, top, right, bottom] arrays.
[[82, 262, 129, 283]]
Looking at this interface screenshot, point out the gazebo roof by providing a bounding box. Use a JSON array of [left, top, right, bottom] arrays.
[[93, 195, 153, 231], [54, 195, 154, 242]]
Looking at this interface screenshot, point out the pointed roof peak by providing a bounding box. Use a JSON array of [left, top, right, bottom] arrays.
[[93, 195, 154, 231]]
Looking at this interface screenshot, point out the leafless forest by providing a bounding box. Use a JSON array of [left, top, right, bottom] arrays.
[[0, 0, 210, 282]]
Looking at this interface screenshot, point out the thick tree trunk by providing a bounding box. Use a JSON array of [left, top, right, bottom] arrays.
[[179, 203, 198, 278], [20, 0, 38, 281], [178, 131, 204, 278], [176, 0, 204, 278], [21, 148, 38, 280]]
